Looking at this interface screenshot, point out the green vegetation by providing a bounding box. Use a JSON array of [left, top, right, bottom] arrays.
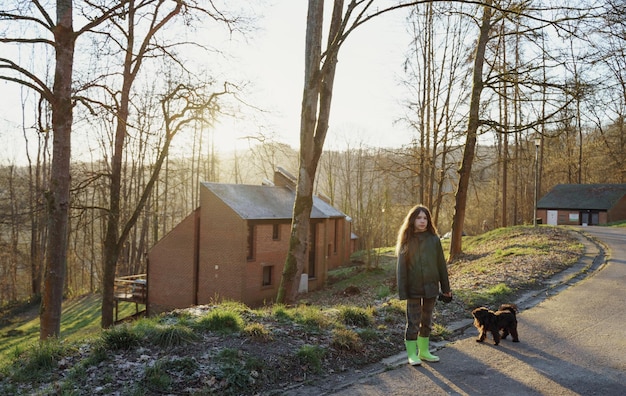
[[193, 307, 245, 333], [10, 338, 70, 382], [213, 348, 264, 395], [331, 328, 363, 351], [101, 323, 142, 350], [296, 344, 326, 373], [0, 294, 139, 365], [454, 283, 514, 307], [242, 322, 273, 341], [337, 305, 374, 327], [0, 226, 586, 394]]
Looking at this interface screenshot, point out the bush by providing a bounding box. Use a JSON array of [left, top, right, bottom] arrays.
[[271, 304, 293, 322], [292, 305, 331, 331], [356, 327, 379, 342], [431, 323, 451, 340], [338, 306, 374, 327], [487, 283, 512, 297], [11, 338, 70, 381], [144, 357, 199, 393], [296, 345, 326, 373], [145, 324, 199, 348], [101, 323, 141, 350], [212, 348, 263, 395], [243, 322, 273, 341], [194, 308, 244, 334], [331, 328, 363, 351], [83, 341, 109, 367]]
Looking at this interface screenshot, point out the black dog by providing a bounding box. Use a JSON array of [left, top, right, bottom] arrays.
[[496, 303, 519, 342], [472, 303, 520, 345]]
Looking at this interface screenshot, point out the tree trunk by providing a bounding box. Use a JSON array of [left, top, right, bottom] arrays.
[[277, 0, 343, 304], [27, 130, 48, 299], [100, 1, 183, 328], [448, 0, 492, 261], [100, 28, 132, 328], [40, 0, 75, 339]]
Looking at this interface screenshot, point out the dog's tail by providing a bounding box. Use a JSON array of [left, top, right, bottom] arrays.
[[499, 303, 518, 315]]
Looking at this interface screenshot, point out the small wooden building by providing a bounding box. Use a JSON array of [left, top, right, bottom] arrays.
[[146, 168, 353, 314], [536, 184, 626, 225]]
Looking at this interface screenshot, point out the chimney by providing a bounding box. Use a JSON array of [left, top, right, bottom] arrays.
[[274, 167, 297, 190]]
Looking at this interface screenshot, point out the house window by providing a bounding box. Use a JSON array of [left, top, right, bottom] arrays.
[[262, 265, 273, 286], [247, 224, 255, 260], [272, 224, 280, 240]]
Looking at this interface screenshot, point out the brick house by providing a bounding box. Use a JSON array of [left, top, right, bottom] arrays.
[[536, 183, 626, 225], [146, 168, 353, 314]]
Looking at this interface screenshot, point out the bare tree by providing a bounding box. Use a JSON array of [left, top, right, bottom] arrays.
[[276, 0, 430, 303], [398, 2, 471, 224], [448, 0, 493, 260], [0, 0, 127, 339], [87, 1, 240, 328], [276, 0, 340, 304]]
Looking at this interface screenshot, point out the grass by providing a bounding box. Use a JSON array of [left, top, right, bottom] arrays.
[[0, 294, 140, 366], [243, 322, 273, 340], [9, 338, 70, 382], [193, 307, 245, 333], [331, 327, 363, 351], [337, 305, 374, 327], [296, 344, 326, 373]]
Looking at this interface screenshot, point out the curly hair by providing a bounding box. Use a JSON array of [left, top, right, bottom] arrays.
[[395, 204, 439, 255]]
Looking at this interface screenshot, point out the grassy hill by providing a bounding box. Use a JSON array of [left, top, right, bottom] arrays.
[[0, 295, 140, 366], [0, 226, 585, 395]]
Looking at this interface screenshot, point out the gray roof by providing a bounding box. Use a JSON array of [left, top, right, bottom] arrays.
[[202, 182, 346, 220], [537, 184, 626, 210]]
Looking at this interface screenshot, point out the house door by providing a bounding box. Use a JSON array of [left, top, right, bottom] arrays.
[[591, 212, 599, 225], [547, 210, 558, 225], [582, 211, 600, 225], [308, 223, 316, 279]]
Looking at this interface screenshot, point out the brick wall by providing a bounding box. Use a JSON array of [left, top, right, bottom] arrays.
[[608, 195, 626, 223], [242, 222, 290, 306], [147, 210, 197, 315], [197, 187, 247, 304], [536, 209, 546, 224], [556, 210, 586, 225]]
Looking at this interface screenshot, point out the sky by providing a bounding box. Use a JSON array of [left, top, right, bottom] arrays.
[[206, 1, 415, 153], [0, 1, 417, 164]]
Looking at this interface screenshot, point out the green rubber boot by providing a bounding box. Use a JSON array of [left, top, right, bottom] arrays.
[[404, 340, 421, 366], [417, 336, 439, 362]]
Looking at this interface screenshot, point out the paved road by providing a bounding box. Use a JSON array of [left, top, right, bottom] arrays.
[[285, 226, 626, 396]]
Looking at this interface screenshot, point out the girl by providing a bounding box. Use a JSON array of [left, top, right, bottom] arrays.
[[396, 204, 452, 365]]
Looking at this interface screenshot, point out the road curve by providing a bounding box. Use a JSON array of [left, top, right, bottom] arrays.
[[286, 226, 626, 396]]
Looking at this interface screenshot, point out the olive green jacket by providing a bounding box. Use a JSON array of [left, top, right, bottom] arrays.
[[397, 231, 450, 300]]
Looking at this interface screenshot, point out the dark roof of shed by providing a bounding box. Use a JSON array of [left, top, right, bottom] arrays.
[[537, 184, 626, 210], [202, 182, 346, 220]]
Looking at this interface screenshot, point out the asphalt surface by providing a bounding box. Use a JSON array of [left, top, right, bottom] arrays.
[[283, 226, 626, 396]]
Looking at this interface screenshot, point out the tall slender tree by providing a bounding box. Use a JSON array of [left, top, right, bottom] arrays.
[[0, 0, 127, 339], [96, 1, 240, 328], [449, 0, 493, 261]]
